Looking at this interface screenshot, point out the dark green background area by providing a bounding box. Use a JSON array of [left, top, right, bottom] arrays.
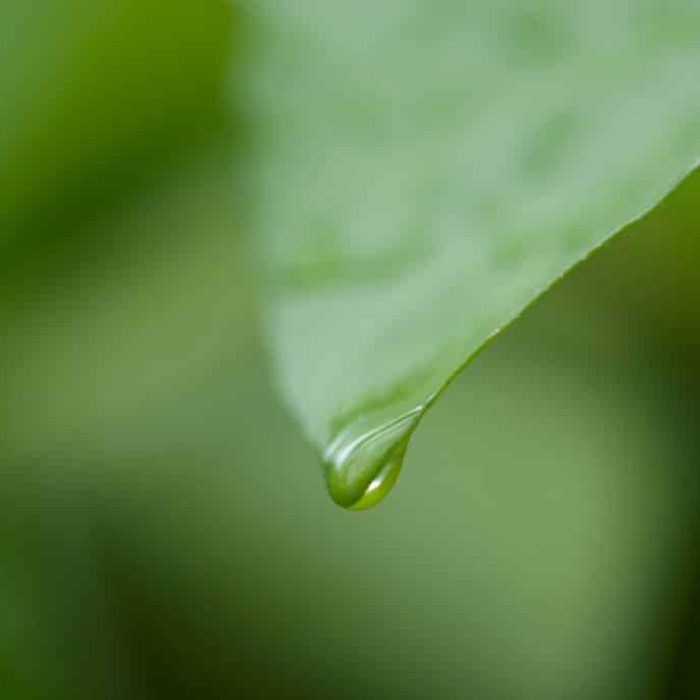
[[1, 2, 700, 698]]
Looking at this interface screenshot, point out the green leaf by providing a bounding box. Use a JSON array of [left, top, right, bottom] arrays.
[[238, 1, 700, 509]]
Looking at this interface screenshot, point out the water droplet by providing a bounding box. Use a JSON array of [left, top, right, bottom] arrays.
[[323, 407, 423, 510]]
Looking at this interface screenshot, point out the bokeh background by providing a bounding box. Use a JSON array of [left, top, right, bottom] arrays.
[[2, 2, 700, 698]]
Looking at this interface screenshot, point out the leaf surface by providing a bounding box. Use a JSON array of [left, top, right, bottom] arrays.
[[238, 0, 700, 508]]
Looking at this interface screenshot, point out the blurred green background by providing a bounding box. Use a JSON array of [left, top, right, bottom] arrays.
[[2, 2, 700, 698]]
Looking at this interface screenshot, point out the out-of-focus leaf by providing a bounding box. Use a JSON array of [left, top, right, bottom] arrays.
[[238, 0, 700, 508], [0, 1, 236, 456], [0, 0, 230, 257]]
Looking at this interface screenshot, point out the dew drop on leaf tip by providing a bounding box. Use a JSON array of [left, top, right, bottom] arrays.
[[322, 407, 423, 511]]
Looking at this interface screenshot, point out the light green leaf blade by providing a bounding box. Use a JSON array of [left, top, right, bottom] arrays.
[[238, 1, 700, 509]]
